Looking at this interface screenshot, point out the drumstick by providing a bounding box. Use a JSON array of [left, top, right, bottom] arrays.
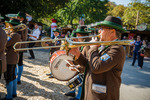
[[64, 59, 80, 72]]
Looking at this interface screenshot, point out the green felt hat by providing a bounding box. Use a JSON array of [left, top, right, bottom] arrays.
[[17, 12, 26, 19], [88, 28, 95, 31], [71, 30, 76, 37], [5, 18, 20, 25], [0, 16, 4, 19], [97, 16, 126, 32], [74, 25, 91, 34], [53, 28, 60, 33]]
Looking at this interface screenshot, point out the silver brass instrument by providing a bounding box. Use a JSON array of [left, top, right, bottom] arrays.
[[13, 35, 133, 82], [4, 24, 27, 33], [13, 35, 133, 52]]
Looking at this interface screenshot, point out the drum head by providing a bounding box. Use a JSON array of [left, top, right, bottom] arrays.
[[51, 53, 77, 81]]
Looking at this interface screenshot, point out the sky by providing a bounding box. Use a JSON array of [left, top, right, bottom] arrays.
[[109, 0, 146, 6]]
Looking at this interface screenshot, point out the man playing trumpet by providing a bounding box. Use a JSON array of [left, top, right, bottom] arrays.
[[2, 19, 22, 100], [68, 16, 126, 100]]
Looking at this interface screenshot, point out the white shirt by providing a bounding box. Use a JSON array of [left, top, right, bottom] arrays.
[[29, 28, 40, 40]]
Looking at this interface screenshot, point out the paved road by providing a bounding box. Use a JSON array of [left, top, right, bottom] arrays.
[[120, 57, 150, 100]]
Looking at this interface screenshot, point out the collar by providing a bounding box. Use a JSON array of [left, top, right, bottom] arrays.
[[98, 39, 118, 54]]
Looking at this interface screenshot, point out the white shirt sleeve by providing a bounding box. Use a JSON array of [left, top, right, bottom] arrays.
[[30, 28, 41, 40]]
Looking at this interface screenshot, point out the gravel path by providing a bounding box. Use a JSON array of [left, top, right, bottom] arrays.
[[0, 49, 70, 100]]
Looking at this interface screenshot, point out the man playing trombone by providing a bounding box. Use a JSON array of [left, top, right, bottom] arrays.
[[68, 16, 126, 100]]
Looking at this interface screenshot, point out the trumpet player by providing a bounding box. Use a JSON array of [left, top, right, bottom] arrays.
[[16, 11, 28, 85], [69, 16, 126, 100], [2, 19, 22, 100]]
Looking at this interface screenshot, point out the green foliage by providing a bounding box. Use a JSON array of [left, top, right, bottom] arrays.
[[106, 1, 117, 15], [106, 1, 150, 29], [83, 0, 108, 24], [54, 0, 109, 26], [122, 1, 150, 29], [53, 0, 80, 27], [1, 0, 149, 29], [0, 0, 68, 19], [107, 5, 126, 18]]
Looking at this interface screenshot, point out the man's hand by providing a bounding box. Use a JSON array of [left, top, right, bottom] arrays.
[[69, 47, 81, 60], [65, 60, 80, 72], [90, 38, 100, 48], [28, 34, 33, 37], [28, 34, 37, 38]]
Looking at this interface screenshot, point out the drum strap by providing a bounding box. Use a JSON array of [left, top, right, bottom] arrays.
[[80, 62, 88, 100]]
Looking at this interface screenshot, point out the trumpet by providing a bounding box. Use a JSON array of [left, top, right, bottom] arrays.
[[13, 35, 133, 52], [4, 24, 27, 32]]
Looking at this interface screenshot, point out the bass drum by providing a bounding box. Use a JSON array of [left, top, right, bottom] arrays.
[[50, 50, 77, 81]]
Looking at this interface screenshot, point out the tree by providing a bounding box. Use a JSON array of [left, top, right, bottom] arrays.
[[83, 0, 109, 24], [122, 1, 150, 29], [53, 0, 109, 26], [106, 1, 117, 16], [0, 0, 69, 19], [52, 0, 80, 27], [107, 5, 126, 18]]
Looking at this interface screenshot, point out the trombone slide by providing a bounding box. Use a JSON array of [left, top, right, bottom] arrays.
[[13, 36, 133, 51]]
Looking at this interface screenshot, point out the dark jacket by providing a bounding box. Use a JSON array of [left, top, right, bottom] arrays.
[[76, 45, 126, 100], [6, 32, 21, 64], [20, 25, 28, 49], [0, 28, 7, 73], [50, 36, 61, 55]]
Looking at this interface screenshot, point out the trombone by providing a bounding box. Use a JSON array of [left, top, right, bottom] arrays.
[[13, 35, 133, 52], [13, 35, 100, 51]]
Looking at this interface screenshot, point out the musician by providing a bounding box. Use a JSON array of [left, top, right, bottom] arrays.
[[0, 16, 5, 29], [65, 25, 91, 100], [0, 16, 7, 79], [28, 23, 41, 59], [69, 16, 126, 100], [46, 28, 61, 78], [50, 28, 61, 55], [0, 17, 7, 99], [2, 19, 21, 100], [16, 11, 28, 84]]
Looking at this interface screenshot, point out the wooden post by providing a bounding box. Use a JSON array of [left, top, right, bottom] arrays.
[[135, 10, 140, 29]]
